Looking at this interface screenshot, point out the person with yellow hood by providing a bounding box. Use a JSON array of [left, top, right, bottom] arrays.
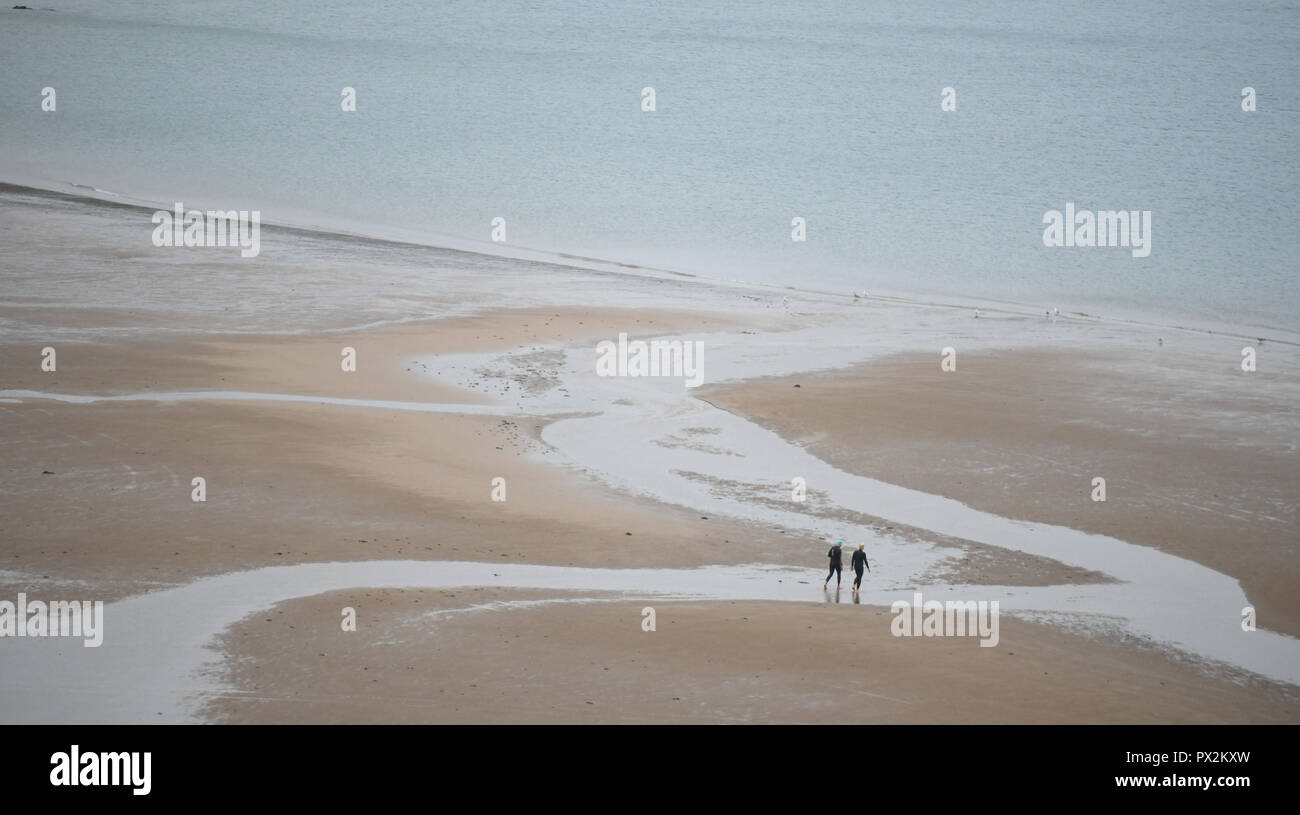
[[851, 543, 870, 592]]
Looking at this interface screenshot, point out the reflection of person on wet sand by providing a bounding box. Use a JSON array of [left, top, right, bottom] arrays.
[[851, 543, 870, 592], [824, 541, 844, 590]]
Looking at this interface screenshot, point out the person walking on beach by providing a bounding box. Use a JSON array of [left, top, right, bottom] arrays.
[[851, 543, 870, 592], [824, 541, 844, 590]]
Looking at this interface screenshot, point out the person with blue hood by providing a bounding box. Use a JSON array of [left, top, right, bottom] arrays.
[[824, 540, 844, 590]]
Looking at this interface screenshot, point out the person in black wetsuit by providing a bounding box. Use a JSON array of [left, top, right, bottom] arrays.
[[824, 541, 844, 590], [851, 543, 870, 591]]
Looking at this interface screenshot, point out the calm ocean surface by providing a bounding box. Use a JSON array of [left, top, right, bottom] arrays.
[[1, 1, 1296, 333]]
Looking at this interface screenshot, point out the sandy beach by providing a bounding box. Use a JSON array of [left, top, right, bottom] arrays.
[[1, 183, 1298, 724], [701, 348, 1300, 639]]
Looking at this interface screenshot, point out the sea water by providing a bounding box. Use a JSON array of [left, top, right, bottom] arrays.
[[1, 0, 1296, 334]]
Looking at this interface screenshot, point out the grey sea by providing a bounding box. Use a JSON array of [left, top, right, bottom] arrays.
[[1, 0, 1297, 335]]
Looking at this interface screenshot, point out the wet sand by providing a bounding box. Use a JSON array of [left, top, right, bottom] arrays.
[[5, 176, 1299, 724], [0, 309, 821, 598], [700, 348, 1300, 639], [204, 589, 1298, 725], [3, 308, 1298, 723]]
